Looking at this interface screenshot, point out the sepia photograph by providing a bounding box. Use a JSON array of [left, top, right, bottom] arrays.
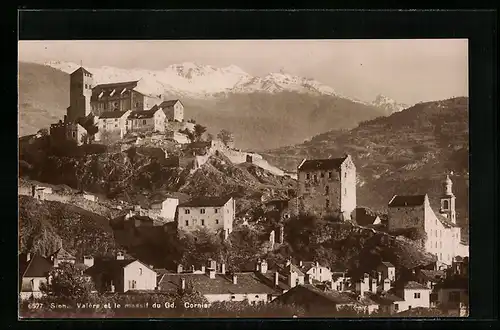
[[18, 39, 469, 319]]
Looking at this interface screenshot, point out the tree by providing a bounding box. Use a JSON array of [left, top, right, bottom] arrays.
[[217, 129, 234, 146], [179, 128, 194, 142], [39, 262, 95, 303], [193, 124, 207, 142]]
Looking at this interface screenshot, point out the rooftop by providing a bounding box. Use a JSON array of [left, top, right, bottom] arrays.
[[388, 195, 427, 208], [404, 281, 431, 290], [49, 247, 76, 261], [178, 196, 232, 208], [297, 156, 348, 171], [19, 254, 53, 278], [71, 67, 92, 76], [128, 108, 161, 120], [159, 100, 181, 108], [158, 272, 279, 295], [436, 213, 460, 228]]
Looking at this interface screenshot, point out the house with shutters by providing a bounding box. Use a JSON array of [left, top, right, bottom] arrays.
[[159, 99, 184, 122], [127, 105, 166, 133], [177, 196, 235, 239], [84, 252, 157, 293], [387, 175, 467, 267]]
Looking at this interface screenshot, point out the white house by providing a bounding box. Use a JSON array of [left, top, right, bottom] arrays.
[[159, 99, 184, 122], [177, 196, 235, 239], [297, 261, 333, 283], [150, 197, 179, 222], [96, 110, 131, 140], [19, 253, 54, 300], [127, 106, 166, 133], [84, 253, 157, 293]]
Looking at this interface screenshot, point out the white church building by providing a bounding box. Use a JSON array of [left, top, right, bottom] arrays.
[[388, 175, 469, 268]]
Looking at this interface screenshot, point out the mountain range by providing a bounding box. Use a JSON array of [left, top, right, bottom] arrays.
[[19, 61, 406, 149]]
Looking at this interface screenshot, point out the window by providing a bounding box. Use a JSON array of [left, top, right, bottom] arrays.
[[85, 84, 88, 89], [139, 268, 143, 275], [408, 305, 412, 310], [344, 172, 347, 178], [185, 220, 189, 226], [215, 209, 219, 213], [320, 172, 324, 178], [306, 173, 310, 180], [143, 120, 146, 125], [231, 295, 236, 300], [344, 188, 347, 195], [200, 209, 206, 214], [72, 132, 76, 138], [394, 304, 399, 311], [114, 124, 118, 128], [319, 269, 322, 274], [215, 219, 219, 224], [443, 200, 449, 210], [325, 186, 329, 194], [328, 172, 332, 178], [414, 292, 421, 299], [129, 280, 137, 289], [185, 209, 190, 214], [255, 295, 259, 298], [326, 199, 330, 208], [201, 219, 205, 226], [313, 174, 318, 182]]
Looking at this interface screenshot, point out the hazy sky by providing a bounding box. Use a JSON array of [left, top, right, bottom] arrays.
[[19, 39, 468, 104]]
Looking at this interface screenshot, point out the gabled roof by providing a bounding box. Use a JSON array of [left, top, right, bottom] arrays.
[[279, 263, 305, 277], [91, 81, 139, 101], [297, 156, 348, 171], [159, 100, 182, 108], [178, 196, 232, 208], [159, 272, 279, 295], [365, 291, 404, 305], [404, 281, 431, 290], [298, 262, 316, 273], [380, 261, 395, 268], [84, 258, 153, 277], [98, 111, 129, 119], [294, 284, 358, 305], [49, 247, 76, 261], [19, 254, 53, 278], [71, 67, 92, 76], [388, 195, 427, 207], [420, 269, 445, 281], [128, 108, 162, 120]]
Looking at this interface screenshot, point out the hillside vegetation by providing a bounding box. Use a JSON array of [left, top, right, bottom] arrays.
[[262, 97, 469, 235], [19, 195, 119, 258]]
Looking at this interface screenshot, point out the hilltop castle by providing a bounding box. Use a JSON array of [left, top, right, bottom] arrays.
[[50, 66, 188, 146]]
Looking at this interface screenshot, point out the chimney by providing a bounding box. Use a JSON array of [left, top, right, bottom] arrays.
[[209, 269, 216, 279], [299, 261, 303, 267], [210, 259, 217, 271], [181, 278, 186, 290], [377, 271, 382, 284], [286, 258, 291, 267], [110, 281, 115, 293], [221, 263, 226, 275], [274, 271, 279, 286], [260, 260, 268, 274], [191, 265, 195, 273], [83, 256, 94, 268], [355, 279, 365, 298], [363, 273, 370, 286], [383, 278, 391, 292], [116, 251, 124, 260], [371, 278, 377, 293], [177, 264, 183, 274], [256, 259, 261, 272], [232, 274, 237, 285], [26, 253, 31, 262]]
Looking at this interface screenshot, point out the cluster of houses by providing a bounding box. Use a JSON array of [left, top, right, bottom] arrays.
[[19, 247, 468, 316], [49, 66, 194, 147]]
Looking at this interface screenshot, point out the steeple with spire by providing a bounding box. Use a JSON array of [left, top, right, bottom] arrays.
[[439, 173, 456, 224]]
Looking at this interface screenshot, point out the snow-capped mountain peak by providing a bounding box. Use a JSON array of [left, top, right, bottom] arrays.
[[41, 60, 365, 104], [371, 94, 408, 113]]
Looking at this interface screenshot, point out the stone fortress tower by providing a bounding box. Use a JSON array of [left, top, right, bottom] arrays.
[[66, 67, 93, 122]]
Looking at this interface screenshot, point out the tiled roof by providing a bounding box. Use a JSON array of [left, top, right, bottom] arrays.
[[49, 247, 76, 261], [388, 195, 427, 207], [365, 291, 404, 305], [158, 272, 280, 295], [98, 111, 129, 119], [71, 67, 92, 76], [256, 271, 291, 291], [343, 292, 380, 306], [91, 81, 139, 101], [19, 254, 53, 278], [297, 157, 347, 171], [128, 108, 160, 119], [380, 261, 395, 268], [178, 196, 231, 208], [355, 208, 381, 226], [84, 258, 139, 277], [404, 281, 430, 290], [279, 264, 305, 277], [436, 213, 460, 228], [159, 100, 181, 108], [299, 284, 358, 305]]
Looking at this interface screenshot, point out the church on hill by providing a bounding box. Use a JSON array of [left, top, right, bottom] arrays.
[[387, 175, 469, 268]]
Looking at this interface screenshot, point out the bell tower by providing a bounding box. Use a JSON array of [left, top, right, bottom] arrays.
[[67, 66, 93, 122], [439, 174, 456, 224]]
